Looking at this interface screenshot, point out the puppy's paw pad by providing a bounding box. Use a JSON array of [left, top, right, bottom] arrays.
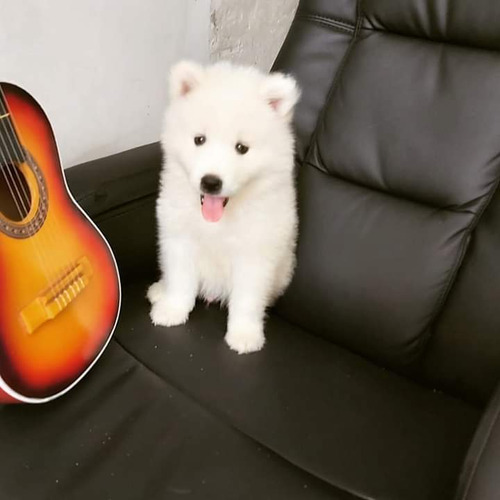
[[150, 300, 190, 327], [147, 282, 165, 304], [225, 326, 265, 354]]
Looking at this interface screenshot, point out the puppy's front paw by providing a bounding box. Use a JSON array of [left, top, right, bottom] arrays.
[[147, 281, 164, 304], [225, 322, 266, 354], [150, 298, 191, 327]]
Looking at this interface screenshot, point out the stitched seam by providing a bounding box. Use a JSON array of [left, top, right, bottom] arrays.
[[114, 338, 368, 500], [76, 190, 156, 211], [297, 10, 355, 31], [363, 21, 500, 55], [299, 16, 352, 35], [459, 396, 500, 499], [92, 195, 156, 223], [297, 13, 355, 34], [74, 191, 99, 205], [70, 163, 160, 207], [75, 184, 157, 205], [302, 159, 477, 214], [427, 175, 500, 337], [303, 0, 364, 175]]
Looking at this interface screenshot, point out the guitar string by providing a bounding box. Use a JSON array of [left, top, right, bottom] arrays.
[[0, 86, 80, 309], [0, 90, 58, 299], [0, 87, 84, 306], [0, 86, 67, 308], [0, 115, 54, 291], [0, 87, 84, 304], [0, 136, 28, 224]]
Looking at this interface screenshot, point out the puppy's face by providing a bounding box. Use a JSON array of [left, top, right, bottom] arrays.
[[162, 61, 300, 222]]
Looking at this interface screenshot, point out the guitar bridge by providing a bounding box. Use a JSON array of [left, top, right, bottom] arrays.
[[20, 257, 93, 334]]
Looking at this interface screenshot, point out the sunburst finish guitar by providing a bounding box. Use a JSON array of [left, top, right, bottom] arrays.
[[0, 83, 120, 403]]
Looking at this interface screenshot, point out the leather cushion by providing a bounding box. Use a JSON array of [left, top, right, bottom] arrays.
[[285, 8, 500, 366], [116, 280, 480, 500], [0, 342, 340, 500], [277, 166, 474, 366], [311, 32, 500, 209], [273, 14, 353, 159], [423, 190, 500, 404], [456, 384, 500, 500], [363, 0, 500, 50]]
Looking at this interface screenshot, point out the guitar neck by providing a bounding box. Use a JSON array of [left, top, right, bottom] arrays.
[[0, 86, 24, 164]]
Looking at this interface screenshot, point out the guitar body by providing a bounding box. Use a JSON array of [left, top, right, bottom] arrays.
[[0, 83, 120, 403]]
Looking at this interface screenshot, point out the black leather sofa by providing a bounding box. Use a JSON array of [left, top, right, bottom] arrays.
[[2, 0, 500, 498]]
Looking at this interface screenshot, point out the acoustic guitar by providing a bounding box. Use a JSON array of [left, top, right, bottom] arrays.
[[0, 83, 121, 403]]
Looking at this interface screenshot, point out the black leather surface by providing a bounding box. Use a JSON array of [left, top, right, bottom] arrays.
[[273, 18, 352, 160], [0, 341, 341, 500], [69, 142, 161, 219], [362, 0, 500, 51], [423, 189, 500, 403], [296, 0, 357, 23], [455, 385, 500, 500], [0, 277, 478, 500], [273, 0, 500, 406], [276, 164, 476, 366], [116, 281, 478, 500], [69, 143, 162, 283]]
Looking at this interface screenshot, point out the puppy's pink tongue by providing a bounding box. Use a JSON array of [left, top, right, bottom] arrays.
[[201, 195, 226, 222]]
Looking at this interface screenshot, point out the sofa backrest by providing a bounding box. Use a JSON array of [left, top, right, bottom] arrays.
[[274, 0, 500, 405]]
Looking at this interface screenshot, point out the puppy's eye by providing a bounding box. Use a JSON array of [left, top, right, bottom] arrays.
[[235, 142, 249, 155], [194, 135, 206, 146]]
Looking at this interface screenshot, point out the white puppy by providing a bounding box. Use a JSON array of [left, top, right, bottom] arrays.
[[148, 61, 300, 354]]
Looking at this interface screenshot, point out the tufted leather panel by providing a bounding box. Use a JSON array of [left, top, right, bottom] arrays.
[[362, 0, 500, 51], [275, 0, 500, 403]]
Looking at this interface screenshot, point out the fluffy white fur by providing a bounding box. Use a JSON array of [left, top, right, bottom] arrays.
[[148, 61, 300, 354]]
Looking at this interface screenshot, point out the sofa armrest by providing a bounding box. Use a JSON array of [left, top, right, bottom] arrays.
[[456, 385, 500, 500], [66, 142, 162, 283]]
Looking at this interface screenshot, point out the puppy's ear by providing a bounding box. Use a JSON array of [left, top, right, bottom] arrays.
[[261, 72, 300, 121], [170, 61, 205, 100]]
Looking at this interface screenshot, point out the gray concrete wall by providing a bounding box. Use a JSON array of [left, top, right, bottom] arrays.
[[210, 0, 299, 70]]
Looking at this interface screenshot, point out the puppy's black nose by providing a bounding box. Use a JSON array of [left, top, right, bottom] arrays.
[[200, 174, 223, 194]]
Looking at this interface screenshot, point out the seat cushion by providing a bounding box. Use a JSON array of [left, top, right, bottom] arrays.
[[0, 343, 340, 500], [115, 280, 480, 500]]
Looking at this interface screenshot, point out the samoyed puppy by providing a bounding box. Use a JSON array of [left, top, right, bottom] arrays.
[[147, 60, 300, 354]]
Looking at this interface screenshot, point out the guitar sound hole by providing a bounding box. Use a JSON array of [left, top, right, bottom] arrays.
[[0, 163, 32, 222]]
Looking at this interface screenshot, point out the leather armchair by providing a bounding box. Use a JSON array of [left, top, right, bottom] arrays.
[[2, 1, 500, 498]]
